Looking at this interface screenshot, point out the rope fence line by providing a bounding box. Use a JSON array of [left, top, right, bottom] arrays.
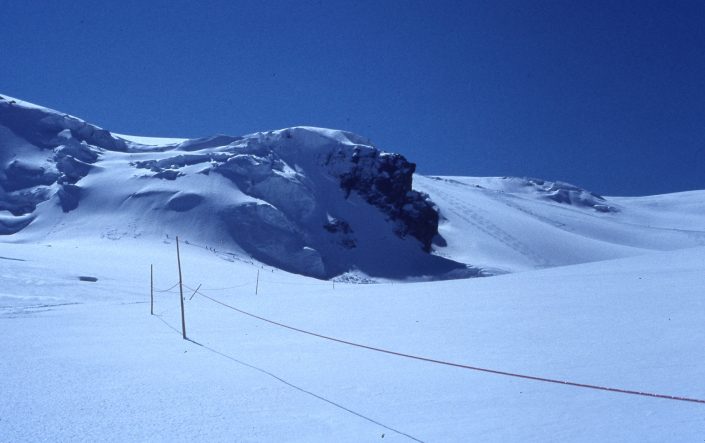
[[153, 282, 180, 293], [191, 289, 705, 405], [182, 279, 332, 294], [149, 244, 705, 406], [192, 282, 251, 292]]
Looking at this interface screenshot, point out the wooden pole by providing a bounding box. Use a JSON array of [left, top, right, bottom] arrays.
[[176, 236, 187, 340], [150, 264, 154, 315], [255, 269, 260, 295]]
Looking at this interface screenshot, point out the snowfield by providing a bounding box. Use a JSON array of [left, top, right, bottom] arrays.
[[1, 240, 704, 442], [1, 95, 705, 442]]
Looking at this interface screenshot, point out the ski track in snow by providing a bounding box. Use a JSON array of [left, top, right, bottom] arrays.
[[418, 181, 551, 267], [0, 302, 82, 318]]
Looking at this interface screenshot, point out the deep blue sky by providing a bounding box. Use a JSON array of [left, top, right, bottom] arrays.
[[2, 0, 704, 196]]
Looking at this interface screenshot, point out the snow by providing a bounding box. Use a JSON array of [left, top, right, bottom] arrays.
[[416, 175, 705, 273], [113, 133, 188, 146], [1, 239, 704, 442], [2, 95, 705, 441]]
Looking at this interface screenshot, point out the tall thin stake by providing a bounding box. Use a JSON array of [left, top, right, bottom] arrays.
[[150, 264, 154, 315], [176, 236, 187, 340], [255, 269, 260, 295]]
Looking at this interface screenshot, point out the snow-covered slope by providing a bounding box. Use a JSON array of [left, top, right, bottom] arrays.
[[2, 94, 704, 280], [1, 238, 703, 442], [417, 176, 705, 274]]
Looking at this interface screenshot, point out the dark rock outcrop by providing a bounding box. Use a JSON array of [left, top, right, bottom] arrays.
[[523, 178, 617, 213], [329, 147, 439, 251]]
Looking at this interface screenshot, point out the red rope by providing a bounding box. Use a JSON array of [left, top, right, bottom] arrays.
[[196, 291, 705, 405]]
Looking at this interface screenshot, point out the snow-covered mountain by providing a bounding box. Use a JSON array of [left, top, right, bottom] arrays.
[[0, 95, 471, 280], [2, 94, 704, 280]]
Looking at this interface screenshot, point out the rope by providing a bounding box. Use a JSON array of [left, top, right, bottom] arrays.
[[183, 283, 201, 293], [183, 279, 332, 294], [188, 284, 202, 300], [153, 282, 180, 293], [195, 290, 705, 405], [195, 282, 251, 291]]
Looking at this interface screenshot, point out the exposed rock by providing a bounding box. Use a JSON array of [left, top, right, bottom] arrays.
[[327, 147, 439, 251], [58, 184, 81, 212], [323, 217, 356, 249], [522, 178, 617, 212], [1, 160, 59, 191]]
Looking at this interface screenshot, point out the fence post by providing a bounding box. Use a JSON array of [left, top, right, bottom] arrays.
[[150, 264, 154, 315], [256, 269, 260, 295], [176, 236, 187, 340]]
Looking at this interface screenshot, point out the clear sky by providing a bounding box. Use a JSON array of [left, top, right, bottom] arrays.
[[2, 0, 704, 196]]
